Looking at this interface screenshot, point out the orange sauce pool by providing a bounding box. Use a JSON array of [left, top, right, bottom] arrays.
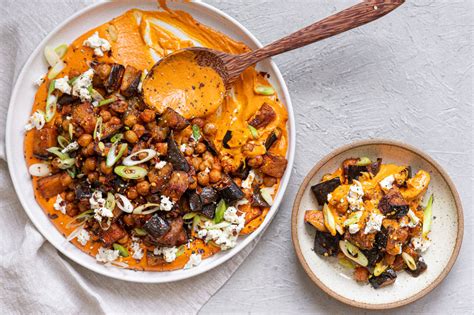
[[24, 5, 288, 271]]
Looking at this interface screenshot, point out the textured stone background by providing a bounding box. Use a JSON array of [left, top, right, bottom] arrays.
[[201, 0, 473, 313]]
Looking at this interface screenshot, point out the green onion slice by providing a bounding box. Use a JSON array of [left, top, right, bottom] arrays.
[[47, 60, 65, 80], [374, 260, 388, 276], [183, 212, 198, 220], [97, 97, 116, 107], [254, 85, 275, 96], [134, 228, 148, 236], [176, 245, 186, 257], [422, 194, 434, 238], [90, 88, 104, 102], [105, 192, 116, 211], [57, 135, 70, 149], [113, 243, 129, 257], [132, 203, 161, 215], [106, 143, 128, 167], [114, 165, 148, 180], [110, 133, 123, 143], [58, 158, 76, 169], [192, 124, 201, 141], [123, 149, 157, 166], [46, 147, 69, 160], [66, 166, 77, 179], [356, 157, 372, 166], [93, 117, 103, 141], [402, 252, 417, 271], [68, 76, 78, 85], [45, 95, 57, 122], [44, 45, 60, 67], [213, 199, 227, 224], [66, 210, 93, 229], [54, 44, 68, 59], [339, 240, 368, 267], [248, 125, 258, 139], [343, 211, 363, 226]]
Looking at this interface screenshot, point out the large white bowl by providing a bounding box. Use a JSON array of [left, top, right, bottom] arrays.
[[6, 0, 295, 283]]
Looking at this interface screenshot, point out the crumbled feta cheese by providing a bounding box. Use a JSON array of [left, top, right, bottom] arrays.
[[349, 224, 360, 234], [411, 236, 431, 252], [53, 194, 66, 214], [160, 195, 174, 211], [223, 206, 245, 225], [327, 193, 333, 202], [25, 110, 46, 131], [72, 69, 94, 101], [154, 246, 178, 263], [241, 170, 255, 189], [364, 213, 385, 234], [131, 241, 144, 260], [90, 190, 113, 222], [235, 198, 249, 207], [61, 141, 79, 153], [96, 247, 120, 263], [347, 180, 365, 211], [197, 229, 208, 238], [379, 175, 395, 191], [35, 76, 45, 87], [77, 229, 90, 246], [155, 161, 167, 169], [401, 210, 420, 228], [54, 76, 72, 94], [180, 144, 186, 152], [184, 253, 202, 269], [83, 31, 111, 57], [260, 186, 276, 206], [94, 207, 113, 223]]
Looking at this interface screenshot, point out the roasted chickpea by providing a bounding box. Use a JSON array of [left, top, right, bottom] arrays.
[[125, 130, 139, 143], [127, 187, 139, 200], [123, 214, 135, 226], [209, 169, 222, 183], [117, 234, 129, 245], [191, 156, 202, 170], [203, 123, 217, 136], [195, 142, 206, 154], [202, 151, 214, 162], [132, 124, 146, 138], [61, 120, 70, 131], [87, 172, 99, 183], [83, 142, 95, 156], [51, 157, 62, 170], [184, 145, 194, 156], [100, 110, 112, 122], [98, 176, 107, 184], [84, 157, 97, 172], [136, 181, 150, 196], [197, 172, 209, 186], [124, 114, 138, 127], [192, 118, 205, 128], [212, 162, 222, 171], [233, 178, 242, 187], [110, 116, 121, 125], [155, 142, 168, 156], [65, 191, 75, 202], [140, 109, 156, 123], [54, 116, 63, 129], [263, 176, 277, 187], [189, 176, 198, 190], [60, 173, 73, 186], [78, 134, 93, 147], [65, 203, 79, 217], [248, 155, 264, 168], [99, 161, 113, 175]]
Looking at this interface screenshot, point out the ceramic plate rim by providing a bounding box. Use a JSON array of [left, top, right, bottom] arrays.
[[6, 0, 296, 283], [291, 139, 463, 309]]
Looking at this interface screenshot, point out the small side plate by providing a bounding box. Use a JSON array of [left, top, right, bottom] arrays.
[[291, 139, 463, 309]]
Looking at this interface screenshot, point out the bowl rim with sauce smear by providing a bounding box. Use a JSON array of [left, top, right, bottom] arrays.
[[5, 0, 295, 283], [291, 139, 463, 309]]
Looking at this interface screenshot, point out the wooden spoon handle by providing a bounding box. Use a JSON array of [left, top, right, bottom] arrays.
[[227, 0, 404, 77]]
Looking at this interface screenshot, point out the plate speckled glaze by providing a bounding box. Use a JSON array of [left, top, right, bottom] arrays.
[[291, 139, 463, 309], [6, 0, 295, 283]]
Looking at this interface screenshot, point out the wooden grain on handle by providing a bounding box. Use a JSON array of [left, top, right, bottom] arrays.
[[225, 0, 404, 79]]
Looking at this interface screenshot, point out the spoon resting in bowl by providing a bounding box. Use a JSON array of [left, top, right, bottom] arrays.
[[142, 0, 404, 119]]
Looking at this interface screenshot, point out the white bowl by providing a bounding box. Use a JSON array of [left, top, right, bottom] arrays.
[[6, 0, 295, 283], [291, 140, 463, 309]]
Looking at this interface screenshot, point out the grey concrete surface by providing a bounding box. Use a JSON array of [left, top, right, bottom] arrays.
[[200, 0, 473, 313]]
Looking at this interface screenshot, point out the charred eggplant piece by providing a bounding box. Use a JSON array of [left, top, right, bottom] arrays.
[[201, 204, 216, 219], [248, 103, 276, 129], [362, 248, 383, 268], [159, 108, 189, 130], [405, 258, 428, 277], [216, 176, 244, 203], [202, 137, 218, 156], [120, 65, 142, 97], [251, 189, 270, 207], [58, 94, 78, 106], [222, 130, 232, 149], [311, 177, 341, 206], [188, 190, 202, 212], [264, 128, 281, 150], [374, 228, 388, 251], [104, 64, 125, 93], [231, 161, 250, 179], [143, 214, 170, 238], [313, 231, 339, 257], [166, 131, 190, 172], [153, 218, 188, 247], [347, 165, 368, 183], [367, 158, 382, 176], [32, 127, 57, 159], [200, 187, 218, 205], [75, 183, 92, 200], [369, 269, 397, 289], [378, 187, 409, 218]]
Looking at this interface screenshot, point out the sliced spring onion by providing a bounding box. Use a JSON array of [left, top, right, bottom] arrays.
[[183, 212, 198, 220], [122, 149, 157, 166], [90, 88, 104, 102], [115, 193, 134, 213], [176, 245, 186, 257], [57, 135, 70, 149], [46, 147, 69, 160], [107, 24, 118, 41], [402, 252, 417, 271], [323, 203, 337, 236], [339, 240, 368, 267], [113, 243, 129, 257], [58, 158, 76, 169], [192, 215, 201, 231], [45, 94, 57, 122], [338, 256, 355, 269], [213, 199, 227, 224], [28, 163, 51, 177], [66, 223, 86, 242], [132, 203, 161, 215], [68, 123, 74, 140], [66, 166, 77, 179], [422, 194, 434, 238], [48, 80, 56, 95], [105, 192, 116, 211], [374, 260, 388, 276], [97, 97, 116, 107], [248, 125, 258, 139], [110, 133, 123, 143], [54, 44, 68, 59], [343, 211, 363, 226], [356, 157, 372, 166], [192, 124, 201, 141], [68, 76, 78, 85], [65, 210, 93, 229], [94, 117, 103, 141], [114, 165, 148, 180], [254, 85, 275, 96], [260, 187, 274, 206], [335, 224, 344, 235], [106, 143, 128, 168], [44, 45, 60, 67], [134, 228, 148, 236], [47, 60, 66, 79]]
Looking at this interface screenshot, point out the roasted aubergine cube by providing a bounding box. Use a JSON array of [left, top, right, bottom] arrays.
[[313, 230, 340, 257], [143, 214, 170, 238], [166, 131, 190, 172], [369, 269, 397, 289], [311, 177, 341, 206], [378, 187, 409, 218]]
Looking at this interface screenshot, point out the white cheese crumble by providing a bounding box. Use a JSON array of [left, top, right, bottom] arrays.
[[72, 68, 94, 101], [327, 193, 333, 202], [96, 247, 120, 263], [77, 229, 90, 246], [61, 141, 79, 153], [364, 213, 385, 234], [241, 170, 256, 189], [184, 253, 202, 269], [55, 76, 72, 94], [83, 31, 111, 57], [401, 210, 420, 228], [347, 180, 365, 211], [348, 224, 360, 234], [179, 143, 186, 152], [411, 236, 431, 252], [160, 195, 175, 211], [379, 175, 395, 191], [154, 246, 178, 263], [131, 241, 144, 260], [35, 76, 45, 87], [90, 191, 113, 222], [25, 110, 46, 131], [155, 161, 167, 169], [53, 194, 66, 214]]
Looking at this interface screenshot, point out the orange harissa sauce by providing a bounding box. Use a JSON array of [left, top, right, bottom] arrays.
[[24, 7, 288, 271]]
